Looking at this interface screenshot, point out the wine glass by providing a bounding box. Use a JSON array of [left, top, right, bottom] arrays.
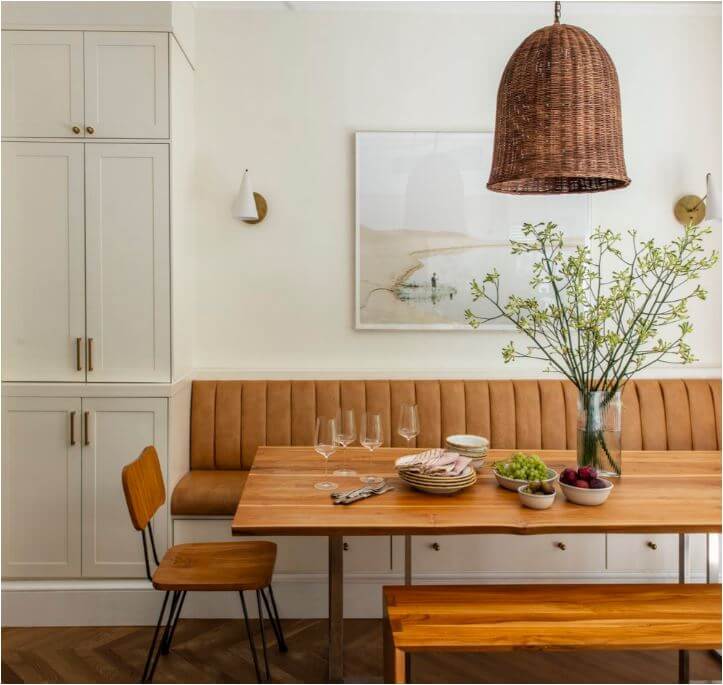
[[359, 412, 384, 485], [333, 409, 357, 477], [398, 404, 420, 445], [314, 416, 338, 491]]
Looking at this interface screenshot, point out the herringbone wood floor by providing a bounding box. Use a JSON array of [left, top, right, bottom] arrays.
[[2, 619, 721, 684]]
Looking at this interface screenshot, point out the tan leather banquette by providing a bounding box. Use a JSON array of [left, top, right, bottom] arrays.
[[171, 378, 722, 517]]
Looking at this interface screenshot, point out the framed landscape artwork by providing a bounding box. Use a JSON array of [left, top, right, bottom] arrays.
[[355, 131, 591, 330]]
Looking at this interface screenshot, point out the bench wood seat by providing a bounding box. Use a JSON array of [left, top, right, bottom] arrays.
[[383, 584, 722, 683]]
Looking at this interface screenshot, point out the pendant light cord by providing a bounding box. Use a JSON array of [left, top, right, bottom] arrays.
[[554, 0, 561, 23]]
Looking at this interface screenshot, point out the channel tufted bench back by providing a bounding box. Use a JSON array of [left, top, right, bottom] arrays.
[[190, 379, 722, 470]]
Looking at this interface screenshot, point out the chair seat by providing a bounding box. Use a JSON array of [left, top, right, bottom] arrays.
[[152, 541, 276, 591]]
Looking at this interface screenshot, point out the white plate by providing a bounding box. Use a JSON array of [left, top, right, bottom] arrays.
[[446, 434, 489, 450]]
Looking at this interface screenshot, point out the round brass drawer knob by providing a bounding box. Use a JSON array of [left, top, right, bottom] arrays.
[[86, 126, 95, 135], [431, 542, 440, 551], [72, 125, 81, 134], [556, 542, 567, 551], [647, 541, 658, 550]]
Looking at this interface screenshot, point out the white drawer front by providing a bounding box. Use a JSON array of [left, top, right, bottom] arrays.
[[412, 534, 606, 574], [607, 534, 708, 572], [173, 519, 327, 573]]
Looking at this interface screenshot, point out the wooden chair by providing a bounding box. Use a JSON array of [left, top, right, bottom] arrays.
[[122, 446, 287, 683]]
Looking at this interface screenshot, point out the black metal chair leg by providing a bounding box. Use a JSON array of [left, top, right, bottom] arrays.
[[256, 590, 271, 681], [141, 591, 170, 683], [240, 591, 263, 683], [266, 586, 287, 653], [158, 592, 180, 656], [161, 590, 186, 655], [261, 587, 287, 653]]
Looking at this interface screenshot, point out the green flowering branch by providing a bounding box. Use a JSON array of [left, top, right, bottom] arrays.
[[465, 221, 718, 395]]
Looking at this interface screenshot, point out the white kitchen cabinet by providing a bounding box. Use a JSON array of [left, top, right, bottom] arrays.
[[2, 31, 85, 138], [85, 144, 170, 382], [343, 537, 392, 573], [81, 397, 168, 578], [84, 32, 169, 139], [411, 534, 606, 574], [2, 142, 86, 381], [2, 397, 82, 578]]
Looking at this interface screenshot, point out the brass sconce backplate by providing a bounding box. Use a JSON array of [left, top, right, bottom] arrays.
[[674, 194, 706, 226], [242, 193, 268, 225]]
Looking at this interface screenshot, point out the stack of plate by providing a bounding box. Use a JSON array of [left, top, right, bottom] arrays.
[[399, 465, 477, 495], [445, 434, 489, 470]]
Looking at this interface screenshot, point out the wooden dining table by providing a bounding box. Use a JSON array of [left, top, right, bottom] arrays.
[[232, 447, 722, 683]]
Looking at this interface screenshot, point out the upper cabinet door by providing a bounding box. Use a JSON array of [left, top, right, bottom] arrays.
[[2, 142, 86, 381], [2, 31, 85, 138], [84, 32, 169, 139], [85, 144, 170, 382]]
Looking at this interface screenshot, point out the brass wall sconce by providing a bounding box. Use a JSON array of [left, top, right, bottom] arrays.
[[674, 173, 721, 225], [232, 169, 268, 224]]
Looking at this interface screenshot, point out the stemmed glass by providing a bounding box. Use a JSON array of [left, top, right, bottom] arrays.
[[398, 404, 420, 445], [360, 412, 384, 485], [333, 409, 357, 477], [314, 416, 338, 491]]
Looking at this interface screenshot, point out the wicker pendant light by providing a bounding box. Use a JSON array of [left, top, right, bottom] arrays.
[[488, 1, 630, 194]]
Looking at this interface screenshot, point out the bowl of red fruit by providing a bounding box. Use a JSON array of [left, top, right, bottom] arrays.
[[558, 466, 613, 506]]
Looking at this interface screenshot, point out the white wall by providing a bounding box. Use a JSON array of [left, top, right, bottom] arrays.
[[192, 1, 721, 377]]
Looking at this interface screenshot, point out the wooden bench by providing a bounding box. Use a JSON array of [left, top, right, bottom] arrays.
[[383, 584, 722, 684]]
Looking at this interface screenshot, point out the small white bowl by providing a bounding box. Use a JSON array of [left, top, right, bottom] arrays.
[[495, 467, 558, 492], [517, 484, 556, 509], [560, 478, 614, 506]]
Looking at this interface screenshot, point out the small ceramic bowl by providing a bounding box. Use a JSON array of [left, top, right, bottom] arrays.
[[495, 467, 558, 492], [517, 484, 556, 510], [560, 478, 614, 505]]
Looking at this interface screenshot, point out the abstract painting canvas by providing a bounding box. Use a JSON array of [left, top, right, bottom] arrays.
[[355, 131, 591, 329]]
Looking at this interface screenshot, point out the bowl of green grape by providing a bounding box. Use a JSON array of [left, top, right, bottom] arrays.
[[493, 452, 557, 491]]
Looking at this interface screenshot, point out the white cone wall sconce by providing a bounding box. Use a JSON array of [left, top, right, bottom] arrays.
[[232, 170, 268, 224]]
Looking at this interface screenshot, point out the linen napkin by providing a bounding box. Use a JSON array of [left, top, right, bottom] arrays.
[[395, 448, 472, 476]]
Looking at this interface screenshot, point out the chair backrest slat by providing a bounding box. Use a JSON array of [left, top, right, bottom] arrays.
[[122, 446, 166, 531]]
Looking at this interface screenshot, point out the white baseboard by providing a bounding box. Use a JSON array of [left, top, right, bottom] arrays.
[[1, 571, 708, 626]]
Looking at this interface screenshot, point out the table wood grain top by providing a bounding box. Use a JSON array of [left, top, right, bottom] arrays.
[[231, 447, 722, 536]]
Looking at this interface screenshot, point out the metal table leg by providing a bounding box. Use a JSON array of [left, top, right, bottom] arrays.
[[706, 533, 722, 661], [679, 533, 690, 684], [329, 535, 344, 683], [404, 535, 412, 681]]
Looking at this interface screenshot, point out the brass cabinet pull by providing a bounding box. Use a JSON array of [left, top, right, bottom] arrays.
[[84, 411, 90, 446], [70, 411, 76, 446], [431, 542, 440, 551], [72, 125, 81, 134], [556, 542, 567, 551], [87, 338, 94, 372], [647, 541, 658, 550], [343, 542, 349, 551], [86, 126, 95, 135], [76, 337, 83, 371]]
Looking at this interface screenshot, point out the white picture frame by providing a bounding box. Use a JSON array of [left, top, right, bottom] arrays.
[[355, 131, 592, 330]]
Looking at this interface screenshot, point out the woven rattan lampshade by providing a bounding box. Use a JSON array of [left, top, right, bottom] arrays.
[[488, 10, 630, 194]]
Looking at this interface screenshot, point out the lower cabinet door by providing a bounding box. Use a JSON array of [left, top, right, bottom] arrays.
[[343, 536, 392, 573], [2, 397, 82, 578], [606, 533, 707, 573], [81, 397, 168, 577]]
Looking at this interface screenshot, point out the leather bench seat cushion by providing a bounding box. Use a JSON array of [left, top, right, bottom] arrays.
[[171, 470, 247, 516]]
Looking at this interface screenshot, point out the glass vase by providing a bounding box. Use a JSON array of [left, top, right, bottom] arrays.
[[576, 390, 622, 477]]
